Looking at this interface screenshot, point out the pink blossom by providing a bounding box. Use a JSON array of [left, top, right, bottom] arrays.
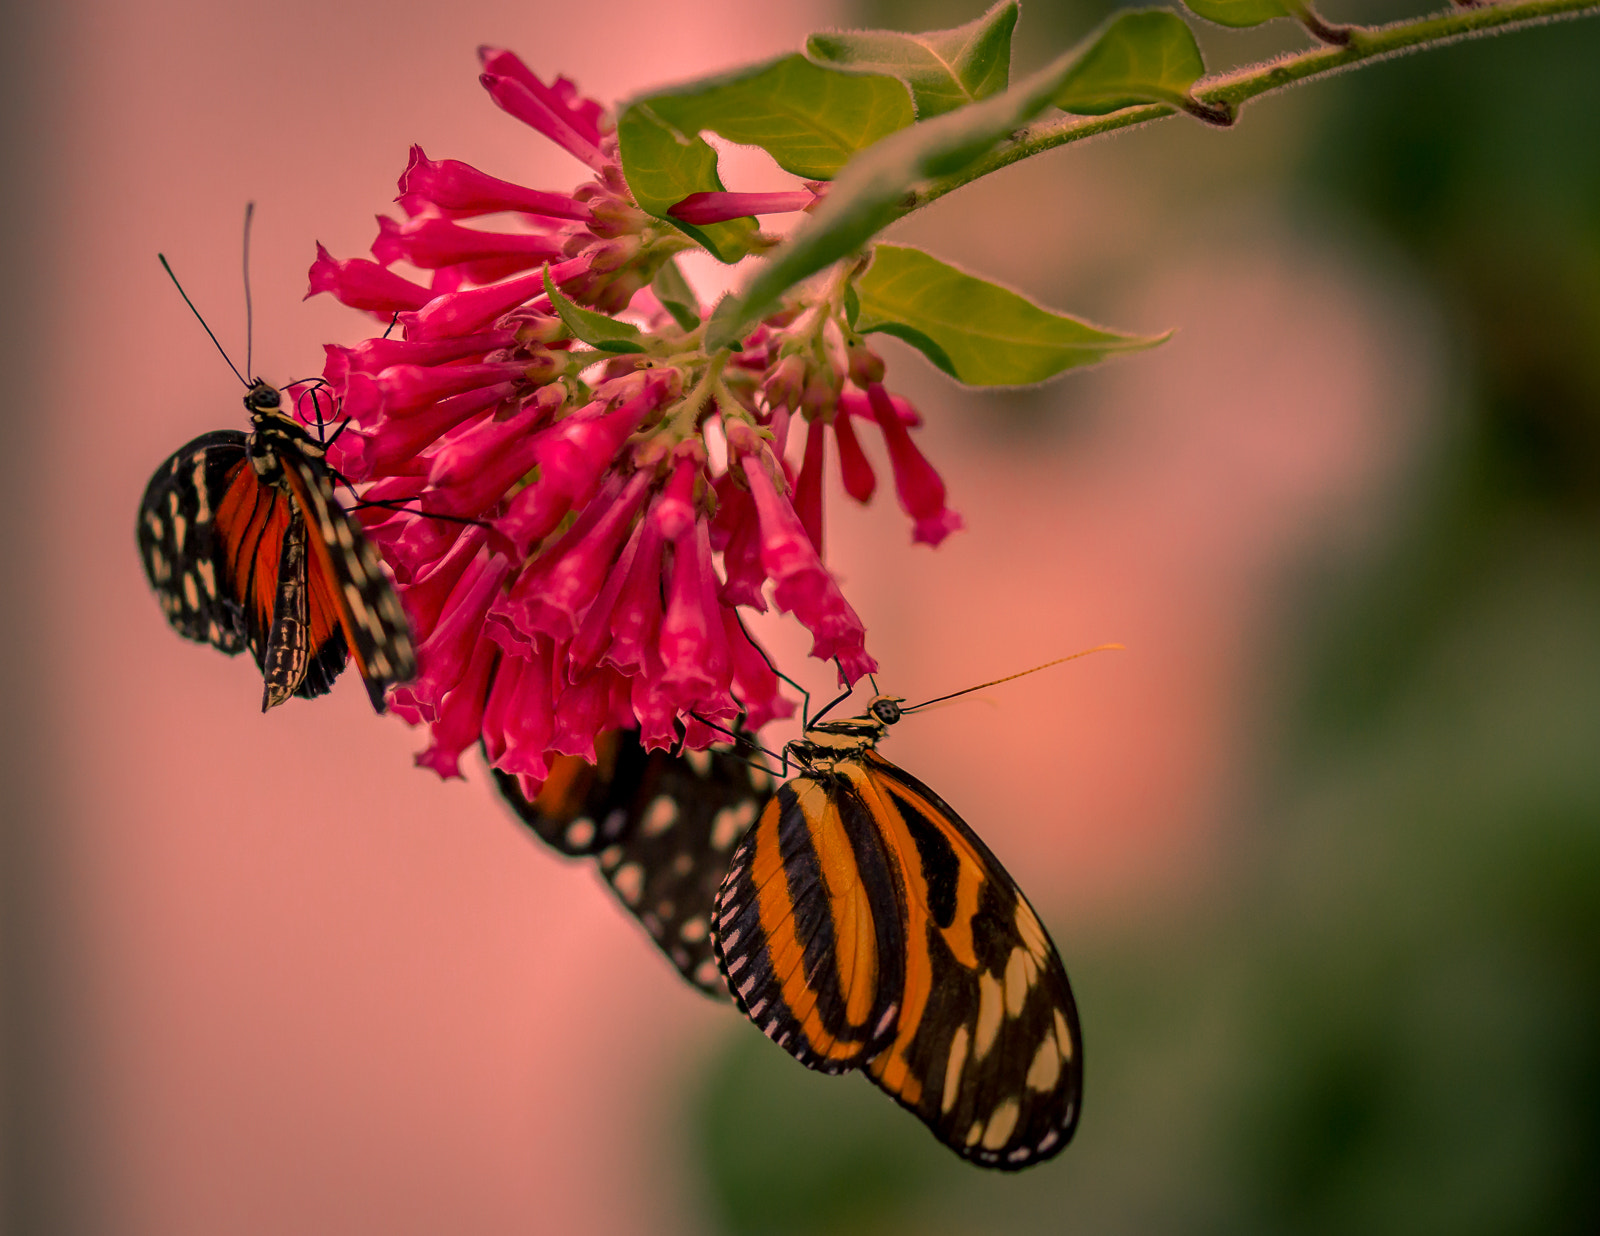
[[669, 190, 817, 225], [398, 145, 591, 220], [306, 243, 431, 314], [414, 636, 497, 779], [868, 382, 964, 546]]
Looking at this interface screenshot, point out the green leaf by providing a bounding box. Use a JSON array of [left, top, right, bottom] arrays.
[[616, 105, 758, 264], [651, 260, 702, 332], [853, 244, 1168, 385], [1053, 9, 1218, 118], [806, 1, 1018, 120], [542, 266, 647, 354], [630, 54, 915, 181], [1182, 0, 1295, 27]]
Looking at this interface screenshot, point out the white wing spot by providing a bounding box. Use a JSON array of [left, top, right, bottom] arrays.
[[196, 559, 217, 598], [679, 917, 708, 943], [671, 853, 693, 876], [747, 765, 772, 793], [721, 927, 742, 951], [1037, 1129, 1060, 1154], [1015, 901, 1049, 960], [182, 574, 200, 608], [942, 1025, 971, 1115], [686, 749, 712, 776], [980, 1099, 1020, 1151], [565, 818, 595, 849], [974, 972, 1004, 1060], [171, 513, 187, 552], [641, 795, 678, 837], [965, 1121, 984, 1148], [598, 846, 623, 868], [612, 862, 645, 905], [694, 959, 721, 988]]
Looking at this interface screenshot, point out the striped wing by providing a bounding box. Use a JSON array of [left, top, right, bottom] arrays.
[[492, 728, 773, 997], [276, 443, 415, 712], [714, 750, 1082, 1169], [137, 430, 250, 654]]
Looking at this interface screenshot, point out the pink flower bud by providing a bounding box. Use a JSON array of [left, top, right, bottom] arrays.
[[477, 48, 606, 147], [649, 453, 699, 541], [668, 190, 816, 225], [846, 337, 886, 387], [306, 243, 432, 313], [793, 417, 826, 552], [480, 72, 609, 175], [760, 354, 807, 411], [323, 331, 514, 386], [832, 407, 876, 502], [867, 382, 964, 547], [722, 609, 795, 731]]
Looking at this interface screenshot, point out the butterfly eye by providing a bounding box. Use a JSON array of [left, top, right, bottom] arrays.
[[871, 698, 902, 725], [247, 385, 280, 410]]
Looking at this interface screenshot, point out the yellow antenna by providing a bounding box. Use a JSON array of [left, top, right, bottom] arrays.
[[901, 644, 1124, 714]]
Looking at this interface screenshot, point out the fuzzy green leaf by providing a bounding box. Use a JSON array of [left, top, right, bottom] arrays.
[[854, 244, 1168, 385], [651, 260, 702, 332], [616, 105, 758, 264], [1053, 9, 1211, 115], [632, 54, 915, 181], [1183, 0, 1296, 27], [542, 267, 646, 354], [806, 1, 1019, 119]]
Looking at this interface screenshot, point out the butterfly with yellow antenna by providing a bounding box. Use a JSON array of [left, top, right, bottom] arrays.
[[712, 646, 1119, 1169]]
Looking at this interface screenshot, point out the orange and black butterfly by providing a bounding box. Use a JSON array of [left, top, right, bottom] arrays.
[[138, 233, 414, 711], [490, 725, 772, 996], [710, 661, 1111, 1170], [137, 378, 416, 711]]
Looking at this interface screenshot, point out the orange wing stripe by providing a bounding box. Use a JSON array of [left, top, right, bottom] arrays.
[[214, 461, 288, 633], [280, 464, 369, 674]]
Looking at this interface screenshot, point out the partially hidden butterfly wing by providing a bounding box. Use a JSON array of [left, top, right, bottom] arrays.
[[713, 747, 1082, 1169], [492, 728, 773, 998], [138, 430, 250, 655]]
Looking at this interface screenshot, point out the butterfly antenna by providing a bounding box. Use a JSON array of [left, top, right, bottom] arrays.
[[158, 254, 248, 388], [242, 202, 256, 381], [902, 643, 1125, 714]]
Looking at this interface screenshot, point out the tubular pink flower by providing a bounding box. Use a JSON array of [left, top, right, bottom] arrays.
[[630, 656, 679, 754], [550, 664, 622, 762], [867, 382, 963, 547], [658, 519, 732, 710], [713, 476, 767, 611], [483, 644, 555, 781], [649, 452, 699, 541], [399, 526, 489, 644], [306, 243, 432, 313], [414, 637, 497, 780], [722, 611, 795, 731], [370, 360, 533, 421], [323, 331, 514, 386], [346, 473, 426, 531], [568, 516, 644, 673], [372, 214, 566, 271], [410, 552, 513, 712], [832, 407, 877, 502], [339, 385, 512, 481], [793, 417, 826, 552], [427, 400, 546, 488], [399, 255, 589, 341], [503, 472, 649, 643], [668, 190, 815, 225], [368, 512, 471, 584], [838, 384, 921, 427], [602, 518, 667, 677], [480, 72, 610, 175], [398, 145, 591, 220], [424, 415, 547, 520]]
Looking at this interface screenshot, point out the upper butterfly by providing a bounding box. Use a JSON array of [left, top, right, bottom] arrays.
[[712, 693, 1084, 1170], [137, 378, 416, 712]]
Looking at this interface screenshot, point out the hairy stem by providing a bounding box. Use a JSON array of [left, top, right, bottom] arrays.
[[914, 0, 1600, 212]]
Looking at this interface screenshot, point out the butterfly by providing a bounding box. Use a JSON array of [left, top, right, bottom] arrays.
[[137, 378, 416, 711], [711, 688, 1087, 1170], [489, 725, 773, 997]]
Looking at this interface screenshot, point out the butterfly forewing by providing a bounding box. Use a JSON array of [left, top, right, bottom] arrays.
[[492, 728, 773, 997], [852, 752, 1082, 1169], [137, 430, 250, 654]]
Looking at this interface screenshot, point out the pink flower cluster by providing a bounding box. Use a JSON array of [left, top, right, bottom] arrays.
[[305, 48, 963, 787]]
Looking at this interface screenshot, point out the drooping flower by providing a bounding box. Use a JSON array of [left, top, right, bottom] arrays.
[[306, 48, 962, 786]]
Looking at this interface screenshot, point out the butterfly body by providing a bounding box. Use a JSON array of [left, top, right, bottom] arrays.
[[714, 700, 1083, 1169], [138, 380, 415, 711]]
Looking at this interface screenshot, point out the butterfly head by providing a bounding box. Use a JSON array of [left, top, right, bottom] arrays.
[[868, 696, 905, 726]]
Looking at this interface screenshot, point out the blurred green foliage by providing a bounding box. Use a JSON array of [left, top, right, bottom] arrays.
[[685, 9, 1600, 1234]]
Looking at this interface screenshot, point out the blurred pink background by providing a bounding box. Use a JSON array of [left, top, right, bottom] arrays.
[[17, 0, 1435, 1231]]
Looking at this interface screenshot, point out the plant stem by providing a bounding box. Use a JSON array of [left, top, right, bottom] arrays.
[[914, 0, 1600, 212]]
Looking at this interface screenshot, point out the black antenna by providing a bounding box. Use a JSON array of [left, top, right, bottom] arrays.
[[902, 644, 1125, 714], [158, 253, 249, 388], [242, 202, 256, 381]]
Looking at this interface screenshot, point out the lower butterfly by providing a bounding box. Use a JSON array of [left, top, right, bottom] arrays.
[[137, 379, 416, 711], [711, 691, 1085, 1170]]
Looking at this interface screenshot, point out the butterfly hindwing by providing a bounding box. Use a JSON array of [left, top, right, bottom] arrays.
[[137, 430, 249, 654], [492, 728, 772, 998], [714, 773, 908, 1073]]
